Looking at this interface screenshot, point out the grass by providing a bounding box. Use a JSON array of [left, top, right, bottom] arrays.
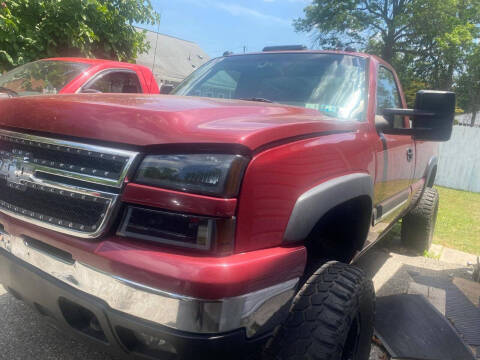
[[423, 249, 441, 260], [381, 186, 480, 256], [434, 186, 480, 255]]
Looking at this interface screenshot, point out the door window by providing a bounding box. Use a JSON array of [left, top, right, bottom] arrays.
[[82, 71, 142, 93], [376, 67, 405, 128]]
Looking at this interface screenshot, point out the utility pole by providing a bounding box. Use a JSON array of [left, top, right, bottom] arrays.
[[151, 17, 161, 75], [150, 13, 161, 91]]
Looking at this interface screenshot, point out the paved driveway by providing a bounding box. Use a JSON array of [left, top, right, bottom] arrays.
[[0, 285, 116, 360]]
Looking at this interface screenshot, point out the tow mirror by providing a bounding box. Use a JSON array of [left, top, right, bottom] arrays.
[[382, 90, 455, 141], [160, 84, 174, 95]]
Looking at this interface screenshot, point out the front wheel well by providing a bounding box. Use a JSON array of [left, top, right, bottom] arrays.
[[304, 195, 372, 264]]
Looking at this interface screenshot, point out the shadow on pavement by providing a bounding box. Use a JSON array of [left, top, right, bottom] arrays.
[[0, 287, 116, 360]]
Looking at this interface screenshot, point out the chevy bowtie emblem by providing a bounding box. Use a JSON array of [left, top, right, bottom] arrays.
[[0, 153, 33, 191]]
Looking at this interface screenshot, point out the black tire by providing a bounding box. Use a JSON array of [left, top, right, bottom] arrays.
[[401, 187, 439, 253], [265, 261, 375, 360]]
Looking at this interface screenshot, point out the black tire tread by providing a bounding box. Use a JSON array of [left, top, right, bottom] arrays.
[[266, 261, 375, 360], [401, 187, 439, 253]]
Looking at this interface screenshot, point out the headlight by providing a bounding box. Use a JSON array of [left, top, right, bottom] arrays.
[[135, 154, 249, 197]]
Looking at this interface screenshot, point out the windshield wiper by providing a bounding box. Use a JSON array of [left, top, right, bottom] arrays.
[[0, 87, 19, 97], [239, 97, 274, 103]]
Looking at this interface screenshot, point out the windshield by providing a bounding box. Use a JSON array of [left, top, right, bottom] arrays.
[[173, 53, 367, 121], [0, 60, 90, 96]]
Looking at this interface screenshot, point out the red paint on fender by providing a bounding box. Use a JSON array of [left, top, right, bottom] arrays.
[[235, 124, 377, 252]]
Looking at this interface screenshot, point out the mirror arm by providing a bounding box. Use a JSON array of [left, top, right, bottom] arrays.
[[382, 127, 431, 136], [383, 108, 436, 118]]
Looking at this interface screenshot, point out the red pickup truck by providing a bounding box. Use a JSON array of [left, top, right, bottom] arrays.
[[0, 57, 159, 96], [0, 49, 454, 360]]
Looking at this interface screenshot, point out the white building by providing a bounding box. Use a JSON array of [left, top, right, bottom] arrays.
[[135, 27, 210, 87]]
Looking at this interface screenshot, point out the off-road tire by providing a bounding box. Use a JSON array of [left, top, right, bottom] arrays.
[[265, 261, 375, 360], [401, 187, 439, 253]]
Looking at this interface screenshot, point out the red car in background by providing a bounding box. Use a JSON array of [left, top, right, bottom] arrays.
[[0, 57, 159, 97]]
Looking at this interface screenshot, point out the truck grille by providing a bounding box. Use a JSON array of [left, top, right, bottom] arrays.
[[0, 129, 138, 238]]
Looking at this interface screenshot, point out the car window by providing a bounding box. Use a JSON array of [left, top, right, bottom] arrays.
[[0, 60, 90, 96], [376, 66, 405, 128], [83, 71, 142, 93], [174, 53, 367, 121]]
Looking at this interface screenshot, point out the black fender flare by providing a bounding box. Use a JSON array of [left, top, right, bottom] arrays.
[[411, 155, 438, 208], [424, 156, 438, 188], [283, 173, 374, 243]]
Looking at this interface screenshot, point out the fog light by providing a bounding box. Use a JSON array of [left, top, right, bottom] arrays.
[[136, 332, 176, 354], [116, 326, 177, 358]]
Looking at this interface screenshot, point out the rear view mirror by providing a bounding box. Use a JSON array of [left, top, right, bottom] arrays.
[[382, 90, 455, 141]]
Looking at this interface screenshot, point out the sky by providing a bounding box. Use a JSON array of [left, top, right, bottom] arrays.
[[142, 0, 313, 58]]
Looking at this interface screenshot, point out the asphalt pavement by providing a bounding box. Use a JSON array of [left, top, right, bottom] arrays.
[[0, 285, 116, 360]]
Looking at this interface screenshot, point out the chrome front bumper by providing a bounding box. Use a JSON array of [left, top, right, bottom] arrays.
[[0, 233, 297, 337]]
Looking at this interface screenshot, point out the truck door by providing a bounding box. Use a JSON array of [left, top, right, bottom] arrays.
[[373, 65, 415, 229]]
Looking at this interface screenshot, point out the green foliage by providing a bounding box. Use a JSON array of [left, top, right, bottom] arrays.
[[403, 80, 428, 108], [0, 0, 160, 72], [408, 0, 478, 90], [294, 0, 414, 63], [295, 0, 480, 109], [456, 44, 480, 125], [423, 249, 440, 260]]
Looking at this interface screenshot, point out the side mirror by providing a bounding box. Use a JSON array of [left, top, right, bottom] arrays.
[[382, 90, 455, 141], [160, 84, 174, 95]]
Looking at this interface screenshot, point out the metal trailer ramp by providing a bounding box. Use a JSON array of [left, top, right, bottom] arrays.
[[375, 294, 475, 360]]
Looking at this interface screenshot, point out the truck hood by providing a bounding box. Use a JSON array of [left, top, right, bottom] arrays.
[[0, 94, 359, 150]]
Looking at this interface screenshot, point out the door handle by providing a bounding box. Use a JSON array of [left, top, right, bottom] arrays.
[[406, 148, 413, 162]]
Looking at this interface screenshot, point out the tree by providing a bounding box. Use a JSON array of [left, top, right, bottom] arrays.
[[0, 0, 160, 72], [407, 0, 478, 90], [294, 0, 415, 64], [456, 45, 480, 126], [294, 0, 479, 92]]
